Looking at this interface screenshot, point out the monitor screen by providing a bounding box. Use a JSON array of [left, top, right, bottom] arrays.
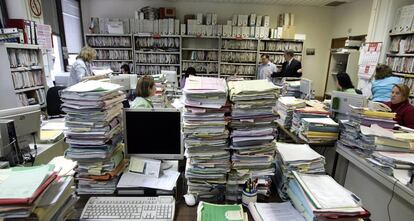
[[123, 108, 183, 160]]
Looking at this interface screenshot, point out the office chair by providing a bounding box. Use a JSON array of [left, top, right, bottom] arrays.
[[46, 86, 66, 117]]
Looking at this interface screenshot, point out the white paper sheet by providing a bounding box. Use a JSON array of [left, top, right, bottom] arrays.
[[250, 202, 306, 221], [117, 169, 180, 191]]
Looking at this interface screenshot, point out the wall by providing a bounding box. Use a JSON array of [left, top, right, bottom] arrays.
[[81, 0, 335, 97], [331, 0, 373, 38], [6, 0, 43, 23]]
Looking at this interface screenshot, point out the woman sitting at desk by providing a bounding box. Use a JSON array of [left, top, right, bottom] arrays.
[[372, 64, 402, 102], [336, 72, 361, 94], [130, 75, 156, 109], [385, 84, 414, 129]]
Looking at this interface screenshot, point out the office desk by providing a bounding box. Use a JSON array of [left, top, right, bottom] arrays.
[[337, 146, 414, 221], [29, 138, 68, 165], [275, 122, 336, 147]]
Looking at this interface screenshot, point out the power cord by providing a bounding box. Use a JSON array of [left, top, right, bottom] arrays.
[[387, 180, 398, 221]]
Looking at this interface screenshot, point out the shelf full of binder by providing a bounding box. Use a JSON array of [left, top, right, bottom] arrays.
[[387, 32, 414, 78], [85, 34, 134, 74], [5, 43, 47, 107], [134, 34, 181, 75]]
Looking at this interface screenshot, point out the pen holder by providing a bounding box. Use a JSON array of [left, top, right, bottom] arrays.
[[242, 190, 257, 206]]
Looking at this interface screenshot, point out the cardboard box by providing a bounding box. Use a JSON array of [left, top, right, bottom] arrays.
[[162, 19, 169, 35], [282, 25, 296, 39], [174, 19, 180, 35], [212, 14, 218, 25], [263, 16, 270, 27], [217, 25, 223, 36], [206, 13, 212, 25], [259, 27, 266, 38], [197, 13, 203, 25], [187, 19, 197, 35], [232, 26, 237, 37], [249, 14, 256, 26], [256, 16, 262, 26], [201, 25, 207, 36], [242, 27, 249, 38], [223, 25, 232, 37], [168, 18, 174, 35], [196, 25, 202, 36], [255, 27, 260, 38], [250, 27, 255, 37], [232, 15, 238, 26], [181, 24, 186, 35], [153, 20, 159, 34], [206, 25, 213, 36]]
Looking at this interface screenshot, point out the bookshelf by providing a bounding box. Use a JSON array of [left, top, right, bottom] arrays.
[[0, 43, 48, 108], [220, 38, 259, 78], [134, 34, 181, 75], [181, 35, 219, 77], [386, 32, 414, 98], [85, 34, 133, 74]]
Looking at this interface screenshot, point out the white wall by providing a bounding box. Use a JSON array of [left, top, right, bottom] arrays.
[[331, 0, 373, 38], [81, 0, 336, 97], [6, 0, 43, 23]]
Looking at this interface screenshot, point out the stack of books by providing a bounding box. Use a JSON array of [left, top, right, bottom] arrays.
[[182, 76, 231, 200], [287, 171, 370, 221], [274, 142, 325, 199], [61, 81, 127, 195], [227, 80, 281, 200], [0, 165, 76, 220], [276, 96, 306, 129], [290, 107, 330, 135], [298, 118, 339, 143]]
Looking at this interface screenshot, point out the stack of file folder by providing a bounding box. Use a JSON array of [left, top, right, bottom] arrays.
[[182, 76, 231, 199], [227, 80, 281, 200], [287, 171, 370, 221], [290, 107, 330, 135], [0, 165, 76, 220], [151, 73, 168, 108], [298, 118, 339, 143], [61, 81, 127, 195], [360, 110, 396, 129], [282, 80, 301, 97], [368, 151, 414, 181], [274, 142, 325, 199], [276, 97, 306, 129]]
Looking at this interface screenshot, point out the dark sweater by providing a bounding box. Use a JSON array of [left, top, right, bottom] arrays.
[[385, 101, 414, 129]]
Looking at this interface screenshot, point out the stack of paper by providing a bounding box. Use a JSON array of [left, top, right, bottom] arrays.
[[0, 165, 76, 220], [276, 97, 306, 129], [287, 172, 370, 221], [337, 122, 376, 154], [61, 81, 127, 195], [298, 118, 339, 143], [282, 80, 301, 98], [290, 107, 330, 135], [248, 202, 306, 221], [151, 73, 168, 108], [360, 110, 396, 129], [227, 80, 280, 200], [182, 76, 231, 199], [369, 151, 414, 181], [274, 142, 325, 199]]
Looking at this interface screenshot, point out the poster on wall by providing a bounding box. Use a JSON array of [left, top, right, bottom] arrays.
[[358, 42, 382, 79]]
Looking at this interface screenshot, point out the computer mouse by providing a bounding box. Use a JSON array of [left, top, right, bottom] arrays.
[[184, 194, 197, 206]]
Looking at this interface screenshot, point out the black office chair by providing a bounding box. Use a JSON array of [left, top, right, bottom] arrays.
[[355, 89, 363, 95], [46, 86, 66, 117]]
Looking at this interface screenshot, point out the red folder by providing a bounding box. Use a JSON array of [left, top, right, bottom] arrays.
[[0, 172, 58, 205]]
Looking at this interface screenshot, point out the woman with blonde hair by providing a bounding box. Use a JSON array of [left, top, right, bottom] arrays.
[[385, 84, 414, 129], [68, 46, 104, 86]]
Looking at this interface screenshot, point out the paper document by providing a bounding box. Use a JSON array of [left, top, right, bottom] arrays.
[[249, 202, 306, 221], [66, 80, 122, 93], [117, 169, 180, 191], [37, 176, 72, 207], [41, 121, 67, 130], [276, 142, 323, 162]]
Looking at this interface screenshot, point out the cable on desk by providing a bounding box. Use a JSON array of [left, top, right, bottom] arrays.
[[31, 132, 38, 166], [387, 179, 398, 221]]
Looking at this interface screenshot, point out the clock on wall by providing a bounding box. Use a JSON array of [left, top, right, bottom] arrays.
[[29, 0, 42, 17]]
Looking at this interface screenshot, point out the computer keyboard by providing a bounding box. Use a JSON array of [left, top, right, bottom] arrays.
[[80, 196, 175, 221]]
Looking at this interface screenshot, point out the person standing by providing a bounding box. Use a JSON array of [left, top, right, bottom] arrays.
[[271, 50, 302, 78], [257, 54, 277, 81]]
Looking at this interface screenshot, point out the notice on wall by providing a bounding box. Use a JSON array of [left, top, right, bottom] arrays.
[[36, 24, 52, 50], [358, 42, 382, 79]]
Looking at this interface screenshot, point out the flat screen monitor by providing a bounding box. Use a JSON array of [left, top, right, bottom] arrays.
[[161, 70, 178, 87], [110, 75, 131, 90], [300, 78, 312, 99], [123, 108, 183, 160]]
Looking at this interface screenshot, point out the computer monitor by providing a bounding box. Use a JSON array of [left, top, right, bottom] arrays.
[[0, 105, 41, 154], [130, 74, 138, 90], [110, 75, 131, 90], [330, 91, 367, 116], [300, 78, 313, 100], [123, 108, 183, 160], [161, 70, 178, 88]]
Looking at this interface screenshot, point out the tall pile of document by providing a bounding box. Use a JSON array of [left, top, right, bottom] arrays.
[[151, 74, 168, 108], [290, 107, 330, 135], [276, 96, 306, 129], [298, 118, 339, 143], [274, 142, 325, 199], [369, 151, 414, 183], [0, 165, 77, 220], [287, 171, 370, 221], [62, 81, 126, 195], [281, 80, 301, 98], [182, 76, 231, 199], [360, 109, 396, 129], [227, 80, 281, 200]]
